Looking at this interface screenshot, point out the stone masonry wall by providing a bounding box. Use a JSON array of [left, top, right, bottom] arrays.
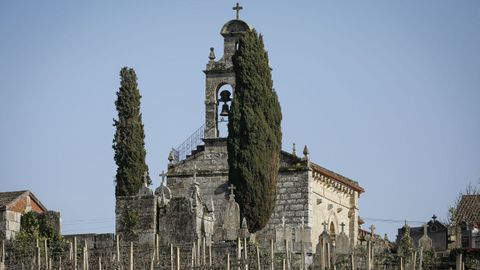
[[1, 210, 21, 240], [115, 195, 156, 244], [261, 170, 310, 233]]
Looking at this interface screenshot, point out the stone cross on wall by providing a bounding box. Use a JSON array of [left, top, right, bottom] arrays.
[[233, 3, 243, 20], [227, 184, 236, 200], [159, 170, 167, 186], [321, 221, 328, 232], [340, 222, 346, 233], [227, 184, 235, 195]]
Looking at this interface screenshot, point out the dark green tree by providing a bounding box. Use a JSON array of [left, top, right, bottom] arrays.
[[113, 67, 151, 196], [228, 29, 282, 232], [397, 223, 414, 265], [13, 212, 68, 265]]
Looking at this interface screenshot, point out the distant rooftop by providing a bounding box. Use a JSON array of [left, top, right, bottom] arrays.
[[455, 194, 480, 226]]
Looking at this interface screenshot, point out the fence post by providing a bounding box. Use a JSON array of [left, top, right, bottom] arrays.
[[176, 246, 180, 270], [350, 253, 355, 270], [129, 242, 133, 270], [455, 253, 462, 270], [209, 242, 212, 267], [256, 245, 260, 270], [36, 239, 41, 270], [237, 238, 241, 270], [227, 253, 231, 270], [116, 235, 120, 264], [73, 237, 77, 270], [0, 240, 4, 270], [271, 239, 275, 270], [244, 237, 249, 270], [170, 243, 174, 270]]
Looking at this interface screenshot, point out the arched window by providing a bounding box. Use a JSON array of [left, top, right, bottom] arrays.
[[329, 222, 336, 236], [217, 84, 233, 137]]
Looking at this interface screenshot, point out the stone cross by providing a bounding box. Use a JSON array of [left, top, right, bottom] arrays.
[[227, 184, 236, 195], [340, 222, 346, 233], [159, 170, 167, 186], [432, 214, 437, 222], [233, 3, 243, 20], [227, 184, 236, 200], [322, 221, 328, 232]]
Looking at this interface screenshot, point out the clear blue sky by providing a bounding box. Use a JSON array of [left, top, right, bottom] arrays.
[[1, 1, 479, 238]]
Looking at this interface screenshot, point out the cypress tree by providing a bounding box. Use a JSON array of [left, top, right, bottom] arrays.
[[398, 223, 414, 264], [113, 67, 151, 196], [228, 29, 282, 232]]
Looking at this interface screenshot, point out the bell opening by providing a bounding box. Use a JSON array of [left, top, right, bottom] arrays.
[[217, 85, 233, 138]]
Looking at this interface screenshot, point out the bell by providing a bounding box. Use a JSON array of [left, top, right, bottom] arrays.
[[220, 103, 229, 116], [219, 90, 232, 103]]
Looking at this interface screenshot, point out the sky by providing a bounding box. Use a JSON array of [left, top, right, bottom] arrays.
[[0, 1, 479, 239]]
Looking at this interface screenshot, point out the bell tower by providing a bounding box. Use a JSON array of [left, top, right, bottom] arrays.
[[203, 3, 251, 139]]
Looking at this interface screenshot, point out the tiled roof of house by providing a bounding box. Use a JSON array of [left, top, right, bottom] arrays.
[[0, 190, 28, 209], [0, 190, 47, 212], [455, 195, 480, 226]]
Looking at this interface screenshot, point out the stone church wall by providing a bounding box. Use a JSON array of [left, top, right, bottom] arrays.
[[309, 173, 359, 248], [167, 139, 231, 239], [263, 170, 310, 233]]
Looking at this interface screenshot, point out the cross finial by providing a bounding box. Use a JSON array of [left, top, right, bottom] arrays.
[[322, 221, 328, 232], [432, 214, 437, 222], [340, 222, 346, 233], [227, 184, 236, 194], [159, 170, 167, 186], [227, 184, 236, 199], [233, 3, 243, 20]]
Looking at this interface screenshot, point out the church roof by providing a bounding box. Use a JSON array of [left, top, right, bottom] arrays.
[[280, 150, 364, 194], [311, 163, 364, 194], [455, 195, 480, 226]]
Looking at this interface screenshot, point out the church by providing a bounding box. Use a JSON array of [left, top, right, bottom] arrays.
[[115, 3, 365, 264]]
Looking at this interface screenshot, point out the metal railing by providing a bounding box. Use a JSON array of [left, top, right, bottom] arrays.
[[171, 124, 205, 162]]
